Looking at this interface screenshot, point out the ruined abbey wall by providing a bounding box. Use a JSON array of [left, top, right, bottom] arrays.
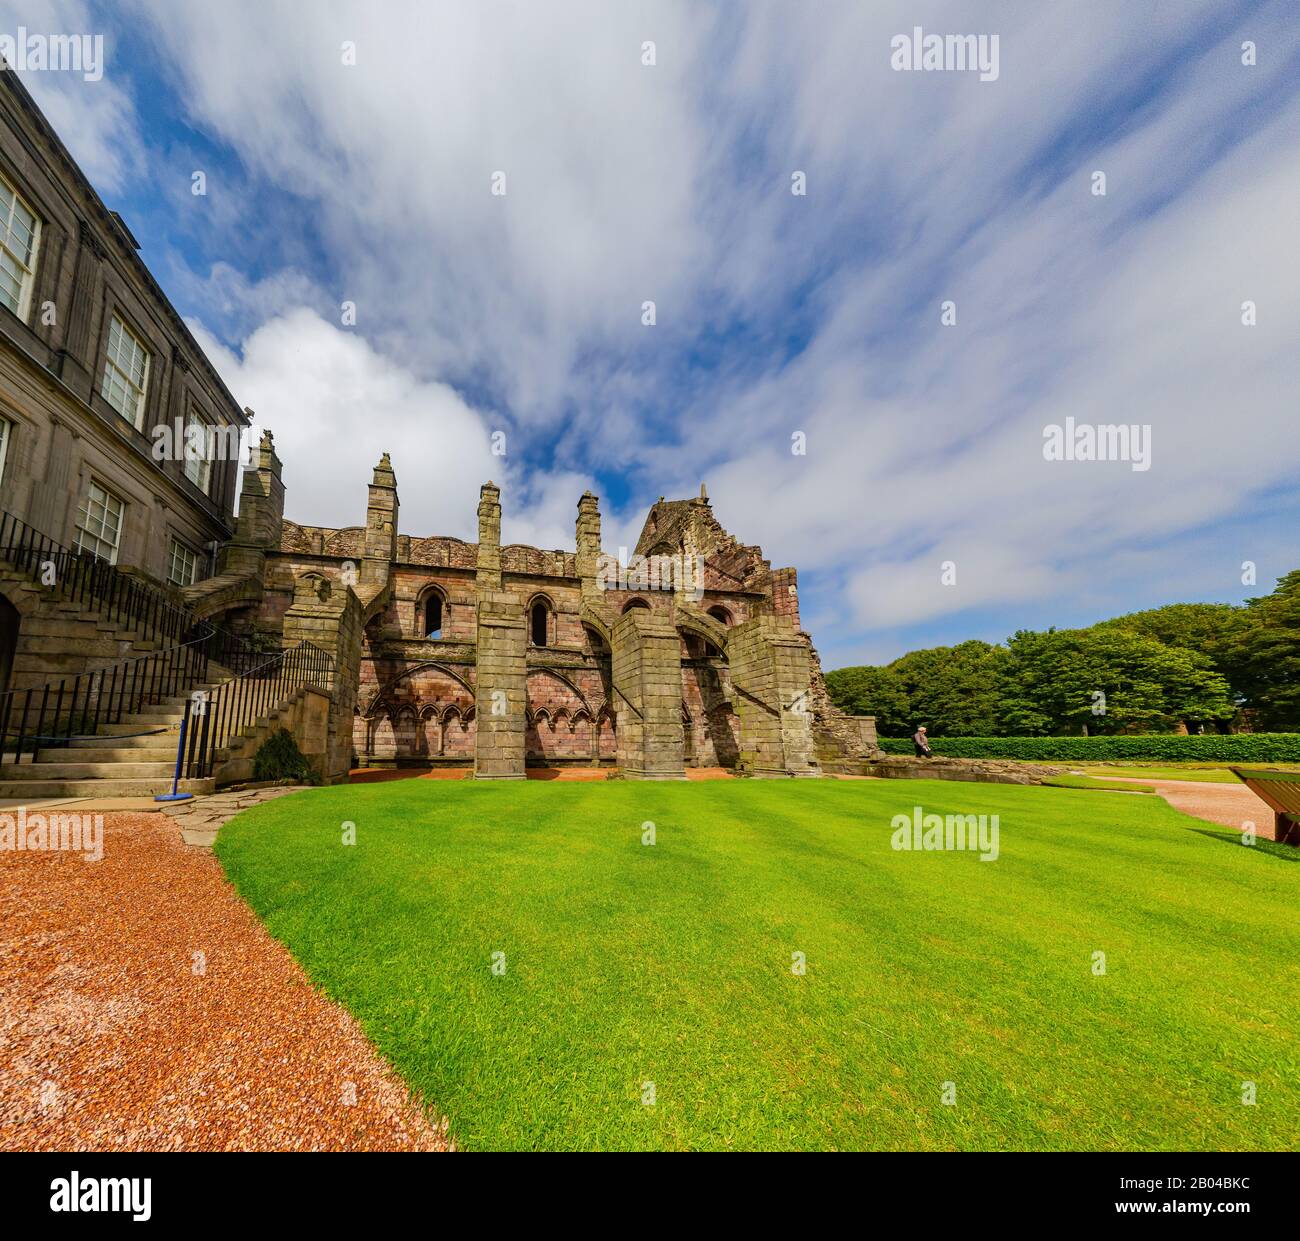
[[217, 444, 865, 780]]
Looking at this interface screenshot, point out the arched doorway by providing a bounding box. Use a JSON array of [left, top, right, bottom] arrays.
[[0, 592, 18, 700]]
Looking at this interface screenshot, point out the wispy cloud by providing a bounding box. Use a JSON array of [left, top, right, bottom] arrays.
[[21, 0, 1298, 667]]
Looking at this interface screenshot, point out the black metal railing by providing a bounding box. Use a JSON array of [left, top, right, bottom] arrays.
[[0, 621, 258, 763], [0, 508, 195, 648], [180, 641, 334, 779]]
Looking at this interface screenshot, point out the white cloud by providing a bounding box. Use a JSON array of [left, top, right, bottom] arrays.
[[96, 0, 1300, 664], [9, 0, 141, 192], [189, 307, 607, 551]]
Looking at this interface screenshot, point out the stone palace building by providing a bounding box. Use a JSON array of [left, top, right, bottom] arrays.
[[0, 65, 873, 793]]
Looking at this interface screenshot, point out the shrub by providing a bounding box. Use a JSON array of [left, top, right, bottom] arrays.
[[875, 734, 1300, 762], [252, 728, 318, 783]]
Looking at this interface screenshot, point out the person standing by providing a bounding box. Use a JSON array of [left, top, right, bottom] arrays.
[[913, 725, 932, 757]]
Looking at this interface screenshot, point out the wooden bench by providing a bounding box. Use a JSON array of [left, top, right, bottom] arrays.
[[1228, 768, 1300, 845]]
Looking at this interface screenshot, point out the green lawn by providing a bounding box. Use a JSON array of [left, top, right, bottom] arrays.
[[1043, 774, 1156, 793], [216, 779, 1299, 1151], [1074, 763, 1300, 784]]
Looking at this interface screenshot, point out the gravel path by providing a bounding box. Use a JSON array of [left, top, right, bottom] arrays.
[[0, 812, 450, 1151]]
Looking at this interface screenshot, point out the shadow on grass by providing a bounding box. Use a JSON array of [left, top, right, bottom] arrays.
[[1188, 826, 1300, 863]]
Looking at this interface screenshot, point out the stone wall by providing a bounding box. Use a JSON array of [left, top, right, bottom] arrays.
[[244, 472, 861, 780], [281, 571, 363, 783], [212, 685, 331, 786], [726, 615, 819, 777], [473, 592, 527, 777], [612, 606, 686, 779]]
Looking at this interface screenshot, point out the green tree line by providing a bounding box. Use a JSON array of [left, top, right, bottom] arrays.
[[826, 571, 1300, 736]]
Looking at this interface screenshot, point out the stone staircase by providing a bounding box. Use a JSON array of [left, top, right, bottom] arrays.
[[3, 531, 333, 799], [0, 517, 316, 800], [0, 546, 229, 799], [0, 563, 178, 688], [0, 681, 228, 798]]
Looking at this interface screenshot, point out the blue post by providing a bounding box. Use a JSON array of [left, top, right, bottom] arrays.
[[154, 703, 194, 803]]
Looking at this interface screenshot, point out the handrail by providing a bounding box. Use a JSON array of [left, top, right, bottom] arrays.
[[181, 640, 335, 779], [0, 508, 335, 777], [0, 619, 269, 761], [0, 508, 196, 649]]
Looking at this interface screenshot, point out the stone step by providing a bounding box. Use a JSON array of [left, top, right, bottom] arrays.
[[117, 712, 186, 726], [18, 616, 108, 635], [0, 570, 174, 652], [16, 636, 133, 658], [15, 760, 178, 779], [66, 732, 180, 749], [90, 722, 183, 738], [0, 578, 42, 596], [36, 745, 178, 762], [0, 776, 215, 798]]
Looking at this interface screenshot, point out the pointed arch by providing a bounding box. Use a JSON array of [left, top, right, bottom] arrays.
[[580, 602, 612, 650], [361, 661, 475, 715], [525, 666, 594, 716], [707, 604, 733, 627], [675, 606, 729, 653], [416, 583, 449, 639], [527, 592, 556, 647]]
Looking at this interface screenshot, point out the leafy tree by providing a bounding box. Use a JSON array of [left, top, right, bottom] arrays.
[[998, 627, 1233, 735], [825, 577, 1296, 736], [824, 664, 910, 735], [888, 641, 1007, 736], [1099, 602, 1252, 695], [1232, 571, 1300, 729], [826, 641, 1006, 736]]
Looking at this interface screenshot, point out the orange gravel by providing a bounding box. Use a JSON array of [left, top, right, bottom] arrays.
[[347, 765, 739, 783], [0, 813, 450, 1151]]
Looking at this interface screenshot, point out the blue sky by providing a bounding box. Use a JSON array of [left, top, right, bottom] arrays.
[[15, 0, 1300, 668]]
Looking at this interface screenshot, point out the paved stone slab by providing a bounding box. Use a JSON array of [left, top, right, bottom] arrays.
[[0, 796, 166, 814], [172, 785, 312, 851]]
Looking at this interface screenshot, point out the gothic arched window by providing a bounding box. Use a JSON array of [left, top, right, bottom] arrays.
[[530, 599, 550, 647], [423, 589, 445, 639]]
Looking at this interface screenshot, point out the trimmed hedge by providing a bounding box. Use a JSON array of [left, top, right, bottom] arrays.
[[876, 734, 1300, 762]]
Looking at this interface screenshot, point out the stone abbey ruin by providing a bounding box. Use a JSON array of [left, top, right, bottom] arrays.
[[196, 435, 874, 781]]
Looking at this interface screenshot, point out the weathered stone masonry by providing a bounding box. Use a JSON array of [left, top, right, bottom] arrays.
[[198, 447, 870, 781]]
